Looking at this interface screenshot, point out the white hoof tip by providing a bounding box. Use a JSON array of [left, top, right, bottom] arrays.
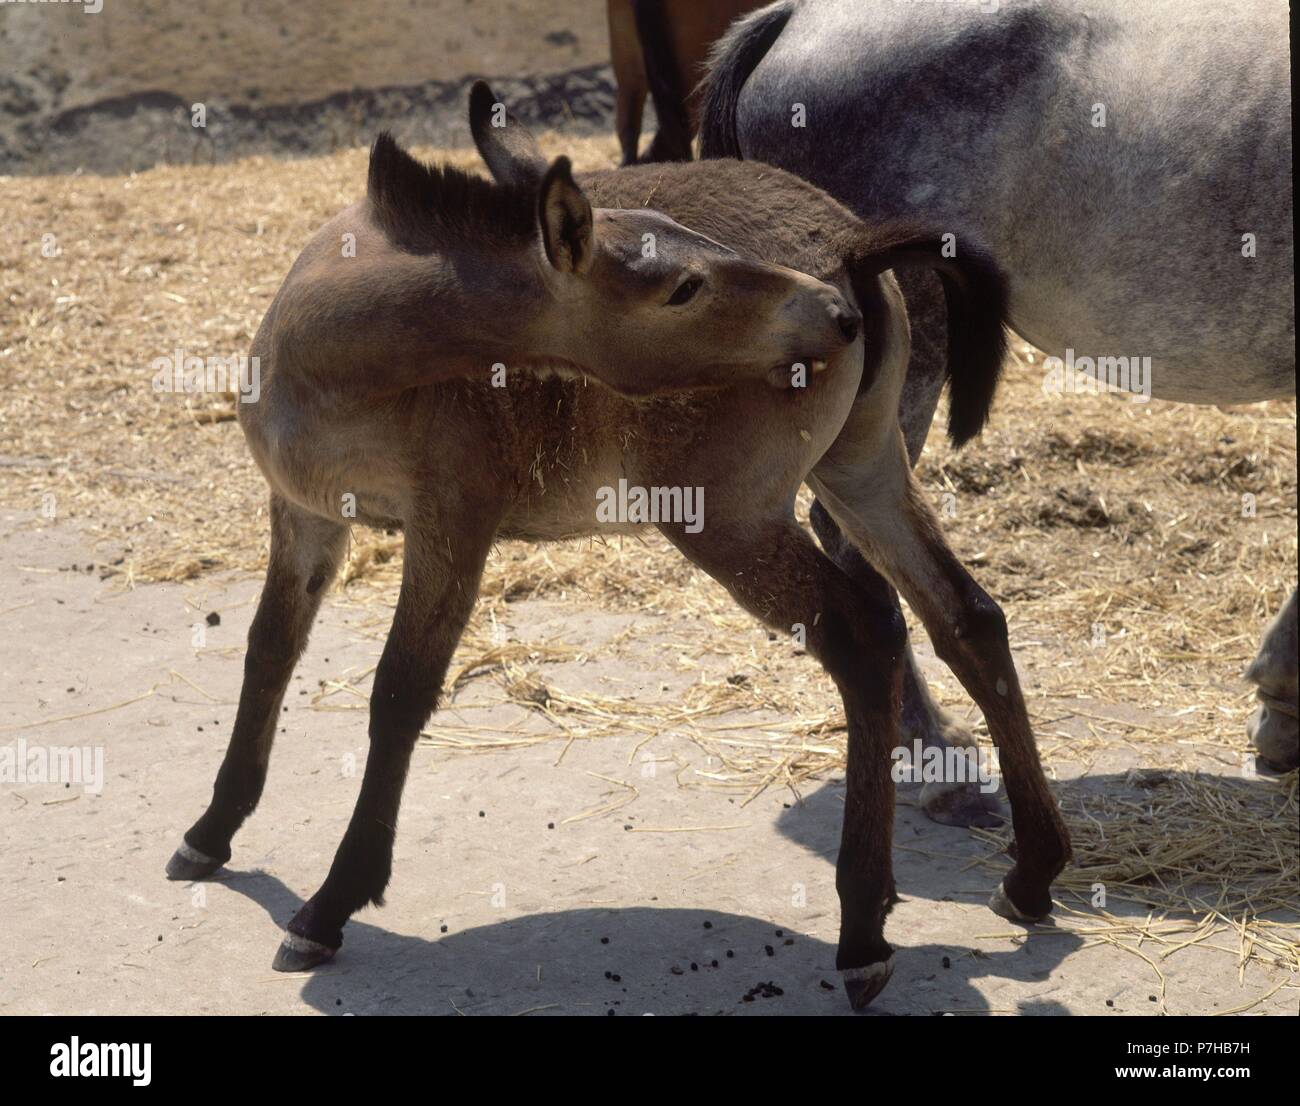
[[988, 880, 1049, 923], [842, 957, 894, 1011]]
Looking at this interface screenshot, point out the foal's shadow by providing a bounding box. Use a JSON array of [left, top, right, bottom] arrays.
[[774, 770, 1296, 1012], [217, 816, 1082, 1016], [211, 750, 1289, 1013]]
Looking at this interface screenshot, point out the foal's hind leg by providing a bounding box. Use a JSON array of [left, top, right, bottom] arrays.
[[661, 516, 905, 1010], [811, 444, 1070, 923], [167, 496, 348, 880], [810, 499, 1002, 828], [273, 500, 498, 970], [814, 271, 1000, 827]]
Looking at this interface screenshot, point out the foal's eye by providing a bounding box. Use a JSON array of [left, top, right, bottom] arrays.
[[666, 277, 703, 306]]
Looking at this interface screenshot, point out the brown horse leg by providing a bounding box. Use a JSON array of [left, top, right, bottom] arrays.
[[166, 496, 348, 880], [615, 83, 647, 166], [810, 270, 1002, 827], [608, 0, 648, 164], [661, 515, 904, 1010], [273, 496, 499, 970]]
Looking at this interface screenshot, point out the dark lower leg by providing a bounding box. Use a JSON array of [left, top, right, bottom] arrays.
[[280, 650, 438, 956], [908, 546, 1069, 916], [811, 478, 1069, 918], [811, 498, 1001, 827], [834, 677, 902, 991], [170, 500, 346, 876], [662, 518, 903, 1004], [615, 88, 645, 165], [276, 508, 495, 966]]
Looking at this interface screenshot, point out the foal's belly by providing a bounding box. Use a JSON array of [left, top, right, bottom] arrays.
[[497, 466, 647, 543]]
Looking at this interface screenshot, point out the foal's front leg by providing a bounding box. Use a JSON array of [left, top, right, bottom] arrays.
[[661, 515, 905, 1009], [167, 497, 348, 880], [273, 503, 499, 970]]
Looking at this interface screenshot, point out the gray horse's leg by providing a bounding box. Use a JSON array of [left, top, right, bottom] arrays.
[[812, 269, 1001, 827], [1246, 588, 1299, 771]]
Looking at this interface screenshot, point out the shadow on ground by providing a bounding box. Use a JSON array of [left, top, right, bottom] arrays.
[[220, 870, 1083, 1016]]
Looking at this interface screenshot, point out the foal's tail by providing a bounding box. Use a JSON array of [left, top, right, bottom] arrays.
[[840, 227, 1011, 449], [698, 0, 796, 160]]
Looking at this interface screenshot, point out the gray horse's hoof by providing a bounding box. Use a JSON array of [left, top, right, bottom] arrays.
[[165, 841, 225, 881], [841, 957, 894, 1011], [920, 779, 1004, 828], [272, 931, 338, 972], [1247, 702, 1299, 773], [988, 880, 1051, 924]]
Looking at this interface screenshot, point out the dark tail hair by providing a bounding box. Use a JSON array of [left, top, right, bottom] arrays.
[[841, 227, 1010, 448], [631, 1, 693, 162], [698, 0, 795, 160]]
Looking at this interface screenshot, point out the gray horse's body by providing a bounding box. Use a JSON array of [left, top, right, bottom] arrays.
[[719, 0, 1293, 402], [703, 0, 1297, 775]]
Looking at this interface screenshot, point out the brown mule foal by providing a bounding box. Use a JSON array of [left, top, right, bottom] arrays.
[[166, 84, 1069, 1009]]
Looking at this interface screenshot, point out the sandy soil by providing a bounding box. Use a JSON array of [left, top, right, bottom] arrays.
[[3, 0, 606, 110], [1, 0, 615, 172], [2, 513, 1294, 1016]]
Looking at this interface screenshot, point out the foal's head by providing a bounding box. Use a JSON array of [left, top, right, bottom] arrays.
[[364, 83, 861, 396]]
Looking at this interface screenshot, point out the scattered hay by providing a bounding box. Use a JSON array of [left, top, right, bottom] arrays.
[[973, 770, 1298, 988]]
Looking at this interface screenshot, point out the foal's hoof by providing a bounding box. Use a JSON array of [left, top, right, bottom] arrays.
[[920, 779, 1004, 828], [272, 931, 338, 972], [988, 879, 1051, 924], [165, 841, 226, 881], [841, 957, 894, 1011]]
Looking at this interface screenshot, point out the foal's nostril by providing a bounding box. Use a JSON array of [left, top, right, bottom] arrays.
[[836, 308, 862, 343]]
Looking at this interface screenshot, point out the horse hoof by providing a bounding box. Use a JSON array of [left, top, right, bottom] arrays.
[[1247, 703, 1299, 773], [841, 957, 893, 1011], [988, 879, 1050, 923], [920, 779, 1004, 828], [272, 931, 338, 972], [165, 841, 225, 881]]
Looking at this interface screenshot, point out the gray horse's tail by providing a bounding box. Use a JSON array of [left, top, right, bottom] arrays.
[[841, 228, 1010, 448], [698, 0, 795, 159], [631, 0, 693, 162]]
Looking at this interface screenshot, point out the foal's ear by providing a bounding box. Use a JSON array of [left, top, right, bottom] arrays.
[[469, 80, 546, 188], [538, 157, 594, 275]]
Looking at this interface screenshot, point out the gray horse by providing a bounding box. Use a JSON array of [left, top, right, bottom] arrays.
[[700, 0, 1297, 816]]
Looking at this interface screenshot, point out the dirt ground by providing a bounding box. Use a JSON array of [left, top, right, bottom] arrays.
[[1, 512, 1295, 1015], [1, 0, 614, 173], [3, 0, 606, 111]]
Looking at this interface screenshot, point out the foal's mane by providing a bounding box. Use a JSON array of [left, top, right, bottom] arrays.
[[367, 131, 537, 251]]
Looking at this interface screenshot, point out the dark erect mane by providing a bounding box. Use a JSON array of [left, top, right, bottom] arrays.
[[367, 131, 537, 251]]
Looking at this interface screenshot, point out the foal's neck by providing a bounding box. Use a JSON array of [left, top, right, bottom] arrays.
[[284, 235, 548, 395]]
